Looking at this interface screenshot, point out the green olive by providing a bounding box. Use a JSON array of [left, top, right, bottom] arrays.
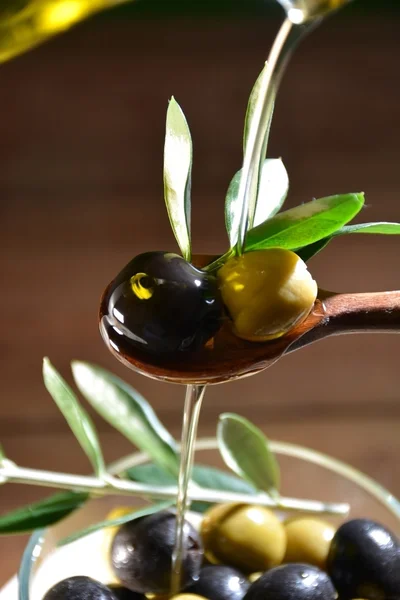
[[201, 503, 286, 573], [217, 249, 317, 342], [283, 517, 336, 570], [169, 596, 207, 600], [248, 573, 263, 583]]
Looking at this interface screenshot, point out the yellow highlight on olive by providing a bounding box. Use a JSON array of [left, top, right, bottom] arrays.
[[130, 273, 154, 300]]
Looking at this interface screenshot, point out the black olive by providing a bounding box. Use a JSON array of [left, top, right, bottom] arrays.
[[185, 565, 250, 600], [243, 564, 336, 600], [100, 252, 223, 356], [327, 518, 400, 600], [110, 510, 203, 594], [42, 576, 117, 600]]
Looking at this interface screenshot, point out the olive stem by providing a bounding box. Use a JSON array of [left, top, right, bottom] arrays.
[[0, 459, 349, 516], [202, 248, 236, 274]]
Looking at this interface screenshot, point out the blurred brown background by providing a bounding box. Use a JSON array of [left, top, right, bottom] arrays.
[[1, 0, 400, 585]]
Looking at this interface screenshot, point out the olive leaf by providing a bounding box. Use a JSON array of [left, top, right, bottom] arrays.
[[58, 500, 174, 547], [43, 359, 106, 477], [127, 463, 257, 513], [337, 222, 400, 236], [72, 362, 179, 477], [217, 413, 280, 497], [226, 64, 277, 248], [297, 221, 400, 262], [163, 97, 192, 262], [0, 492, 89, 535], [243, 62, 273, 156], [225, 159, 289, 247], [245, 192, 365, 252], [0, 445, 7, 485]]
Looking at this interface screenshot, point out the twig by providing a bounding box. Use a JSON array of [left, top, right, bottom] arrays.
[[0, 460, 349, 517]]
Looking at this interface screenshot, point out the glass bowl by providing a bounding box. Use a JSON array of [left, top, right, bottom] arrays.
[[19, 438, 400, 600]]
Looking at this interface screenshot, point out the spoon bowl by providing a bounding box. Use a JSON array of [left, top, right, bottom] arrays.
[[99, 255, 400, 385]]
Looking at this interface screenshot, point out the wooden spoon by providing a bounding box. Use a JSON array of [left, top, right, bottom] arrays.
[[99, 256, 400, 385]]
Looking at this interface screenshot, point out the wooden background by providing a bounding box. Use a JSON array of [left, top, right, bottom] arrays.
[[1, 8, 400, 585]]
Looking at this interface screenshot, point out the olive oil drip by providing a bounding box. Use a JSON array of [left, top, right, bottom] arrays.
[[171, 384, 206, 595]]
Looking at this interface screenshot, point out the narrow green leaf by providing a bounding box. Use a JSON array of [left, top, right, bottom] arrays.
[[127, 463, 257, 513], [217, 413, 280, 497], [253, 159, 289, 225], [226, 64, 276, 249], [128, 463, 176, 486], [337, 222, 400, 236], [192, 464, 257, 495], [163, 97, 192, 261], [72, 362, 179, 477], [243, 63, 272, 155], [0, 446, 7, 485], [297, 221, 400, 262], [0, 492, 88, 535], [225, 159, 289, 247], [58, 501, 173, 546], [245, 193, 364, 252], [43, 359, 105, 477]]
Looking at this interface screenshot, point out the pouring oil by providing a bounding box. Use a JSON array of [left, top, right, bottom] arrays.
[[0, 0, 132, 63]]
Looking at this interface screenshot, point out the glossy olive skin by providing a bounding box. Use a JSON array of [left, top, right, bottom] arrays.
[[201, 503, 286, 572], [100, 252, 223, 355], [243, 564, 337, 600], [327, 519, 400, 600], [218, 249, 317, 342], [110, 510, 203, 594], [185, 565, 250, 600], [283, 517, 335, 570], [43, 577, 117, 600]]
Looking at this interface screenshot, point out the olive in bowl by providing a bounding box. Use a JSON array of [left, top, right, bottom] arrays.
[[110, 510, 203, 594], [327, 518, 400, 600], [283, 517, 336, 570], [42, 577, 118, 600], [185, 565, 250, 600], [244, 563, 337, 600], [201, 503, 286, 573]]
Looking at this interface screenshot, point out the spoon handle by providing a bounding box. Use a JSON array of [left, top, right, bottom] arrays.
[[289, 290, 400, 353], [322, 290, 400, 333]]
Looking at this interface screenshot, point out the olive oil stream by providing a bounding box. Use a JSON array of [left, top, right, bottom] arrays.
[[171, 384, 206, 595], [169, 1, 349, 590], [0, 0, 132, 63]]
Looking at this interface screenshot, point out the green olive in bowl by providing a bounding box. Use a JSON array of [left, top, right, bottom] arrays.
[[201, 503, 286, 573], [283, 517, 336, 570]]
